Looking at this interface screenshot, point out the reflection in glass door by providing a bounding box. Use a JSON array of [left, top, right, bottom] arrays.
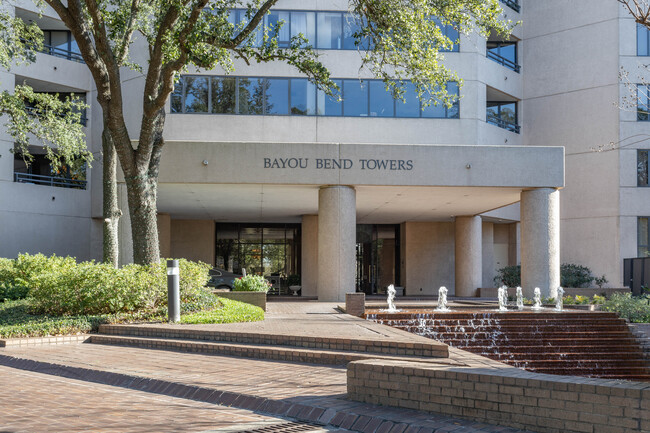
[[356, 225, 400, 295]]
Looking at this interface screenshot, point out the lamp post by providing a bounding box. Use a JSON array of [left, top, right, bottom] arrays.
[[167, 260, 180, 323]]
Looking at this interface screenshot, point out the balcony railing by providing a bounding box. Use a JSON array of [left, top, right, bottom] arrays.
[[487, 50, 521, 73], [487, 114, 520, 133], [14, 172, 87, 189], [37, 43, 85, 63], [500, 0, 520, 13]]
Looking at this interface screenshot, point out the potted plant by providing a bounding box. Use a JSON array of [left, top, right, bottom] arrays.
[[287, 274, 301, 296], [217, 274, 269, 310]]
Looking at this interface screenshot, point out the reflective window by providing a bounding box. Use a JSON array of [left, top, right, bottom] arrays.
[[638, 23, 650, 56], [266, 11, 291, 47], [211, 77, 236, 114], [487, 41, 520, 72], [638, 85, 649, 121], [343, 15, 370, 50], [173, 75, 459, 119], [184, 76, 209, 113], [639, 150, 649, 187], [343, 80, 369, 116], [237, 10, 263, 47], [238, 77, 265, 115], [290, 79, 316, 115], [265, 78, 289, 115], [317, 12, 343, 49], [369, 81, 394, 117], [317, 79, 342, 116], [290, 11, 316, 47], [431, 18, 460, 52], [487, 101, 519, 132], [395, 82, 420, 118], [639, 217, 650, 257]]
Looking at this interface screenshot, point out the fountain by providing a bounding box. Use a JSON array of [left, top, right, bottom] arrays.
[[435, 286, 450, 312], [555, 286, 565, 311], [531, 287, 543, 310], [497, 285, 508, 311], [383, 284, 401, 313], [516, 286, 524, 310]]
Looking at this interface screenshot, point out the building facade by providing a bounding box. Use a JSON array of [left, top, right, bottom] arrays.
[[1, 0, 644, 300]]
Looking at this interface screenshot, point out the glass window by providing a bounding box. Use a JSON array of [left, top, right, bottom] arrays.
[[290, 79, 316, 115], [432, 18, 460, 52], [369, 81, 394, 117], [639, 150, 649, 187], [266, 11, 291, 47], [446, 82, 460, 118], [184, 76, 209, 113], [343, 79, 368, 116], [343, 15, 370, 50], [238, 77, 265, 115], [211, 77, 236, 114], [317, 12, 343, 49], [487, 101, 518, 132], [50, 31, 69, 53], [317, 79, 342, 116], [487, 41, 518, 71], [422, 99, 446, 118], [638, 85, 649, 121], [638, 23, 649, 56], [237, 10, 263, 47], [265, 78, 289, 115], [290, 11, 316, 47], [395, 82, 420, 118], [171, 79, 183, 113], [639, 217, 650, 257]]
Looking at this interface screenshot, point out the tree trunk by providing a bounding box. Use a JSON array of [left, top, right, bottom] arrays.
[[125, 173, 160, 264], [102, 127, 121, 267]]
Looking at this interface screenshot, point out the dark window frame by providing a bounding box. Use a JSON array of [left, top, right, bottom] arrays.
[[486, 100, 520, 133], [639, 217, 650, 258], [486, 40, 520, 73], [639, 149, 649, 187], [638, 84, 649, 121]]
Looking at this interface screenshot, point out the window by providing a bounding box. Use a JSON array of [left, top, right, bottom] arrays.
[[14, 146, 87, 189], [26, 92, 87, 126], [317, 12, 343, 49], [487, 41, 520, 72], [639, 217, 650, 257], [638, 23, 650, 56], [41, 30, 84, 62], [638, 85, 649, 121], [500, 0, 520, 13], [431, 18, 460, 52], [290, 11, 316, 47], [171, 75, 460, 119], [487, 101, 519, 133], [266, 11, 291, 47], [639, 150, 649, 187]]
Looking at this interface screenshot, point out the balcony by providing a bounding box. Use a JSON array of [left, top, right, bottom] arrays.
[[486, 100, 519, 133], [500, 0, 520, 13], [486, 114, 520, 133], [37, 42, 84, 63], [14, 172, 87, 189], [487, 49, 520, 73]]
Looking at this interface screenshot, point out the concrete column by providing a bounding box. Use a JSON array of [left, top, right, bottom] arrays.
[[521, 188, 560, 299], [301, 215, 318, 297], [508, 222, 520, 266], [482, 221, 495, 288], [317, 186, 356, 301], [157, 213, 171, 259], [455, 216, 482, 297]]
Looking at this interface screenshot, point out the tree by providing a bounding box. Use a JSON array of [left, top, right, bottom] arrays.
[[25, 0, 511, 265], [0, 11, 90, 184]]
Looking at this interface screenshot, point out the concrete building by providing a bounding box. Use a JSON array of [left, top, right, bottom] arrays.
[[1, 0, 645, 301]]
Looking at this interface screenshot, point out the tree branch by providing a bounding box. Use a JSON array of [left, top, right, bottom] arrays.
[[115, 0, 141, 65], [223, 0, 278, 49]]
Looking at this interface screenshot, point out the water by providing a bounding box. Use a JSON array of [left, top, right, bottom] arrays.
[[555, 286, 564, 311], [436, 286, 450, 312], [516, 286, 524, 310], [382, 284, 401, 313], [497, 286, 508, 311], [532, 287, 543, 310]]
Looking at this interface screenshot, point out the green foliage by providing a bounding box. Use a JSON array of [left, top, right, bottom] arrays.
[[494, 263, 598, 288], [182, 297, 264, 324], [232, 274, 270, 292], [287, 274, 301, 286], [493, 265, 520, 287], [601, 293, 650, 323], [594, 275, 608, 289], [560, 263, 594, 288], [0, 11, 43, 69]]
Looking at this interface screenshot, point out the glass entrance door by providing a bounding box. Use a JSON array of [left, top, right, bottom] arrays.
[[356, 224, 399, 295]]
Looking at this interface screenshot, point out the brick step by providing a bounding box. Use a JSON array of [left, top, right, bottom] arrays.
[[502, 358, 650, 369], [88, 334, 452, 366], [366, 312, 621, 321], [392, 323, 630, 331], [395, 329, 634, 339], [527, 366, 650, 376], [457, 344, 643, 354], [477, 351, 645, 360], [98, 324, 447, 358], [436, 338, 640, 347]]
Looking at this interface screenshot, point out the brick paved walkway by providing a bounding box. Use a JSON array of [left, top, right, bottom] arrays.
[[0, 301, 529, 433]]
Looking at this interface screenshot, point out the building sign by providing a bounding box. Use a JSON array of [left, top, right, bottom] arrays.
[[263, 158, 414, 171]]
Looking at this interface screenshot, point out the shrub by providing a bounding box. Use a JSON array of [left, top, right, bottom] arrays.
[[0, 258, 29, 301], [560, 263, 594, 288], [493, 265, 521, 287], [601, 293, 650, 323], [232, 274, 270, 292]]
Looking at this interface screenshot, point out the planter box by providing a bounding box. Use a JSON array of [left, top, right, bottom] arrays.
[[214, 291, 266, 311]]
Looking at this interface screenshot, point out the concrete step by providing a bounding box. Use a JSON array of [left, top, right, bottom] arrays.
[[88, 334, 454, 366], [97, 324, 448, 359]]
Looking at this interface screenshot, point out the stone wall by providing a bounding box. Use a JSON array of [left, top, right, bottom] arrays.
[[348, 359, 649, 433]]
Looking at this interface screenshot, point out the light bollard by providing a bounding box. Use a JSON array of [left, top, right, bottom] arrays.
[[167, 259, 180, 323]]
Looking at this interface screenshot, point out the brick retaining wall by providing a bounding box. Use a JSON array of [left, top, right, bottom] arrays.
[[348, 359, 650, 433]]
